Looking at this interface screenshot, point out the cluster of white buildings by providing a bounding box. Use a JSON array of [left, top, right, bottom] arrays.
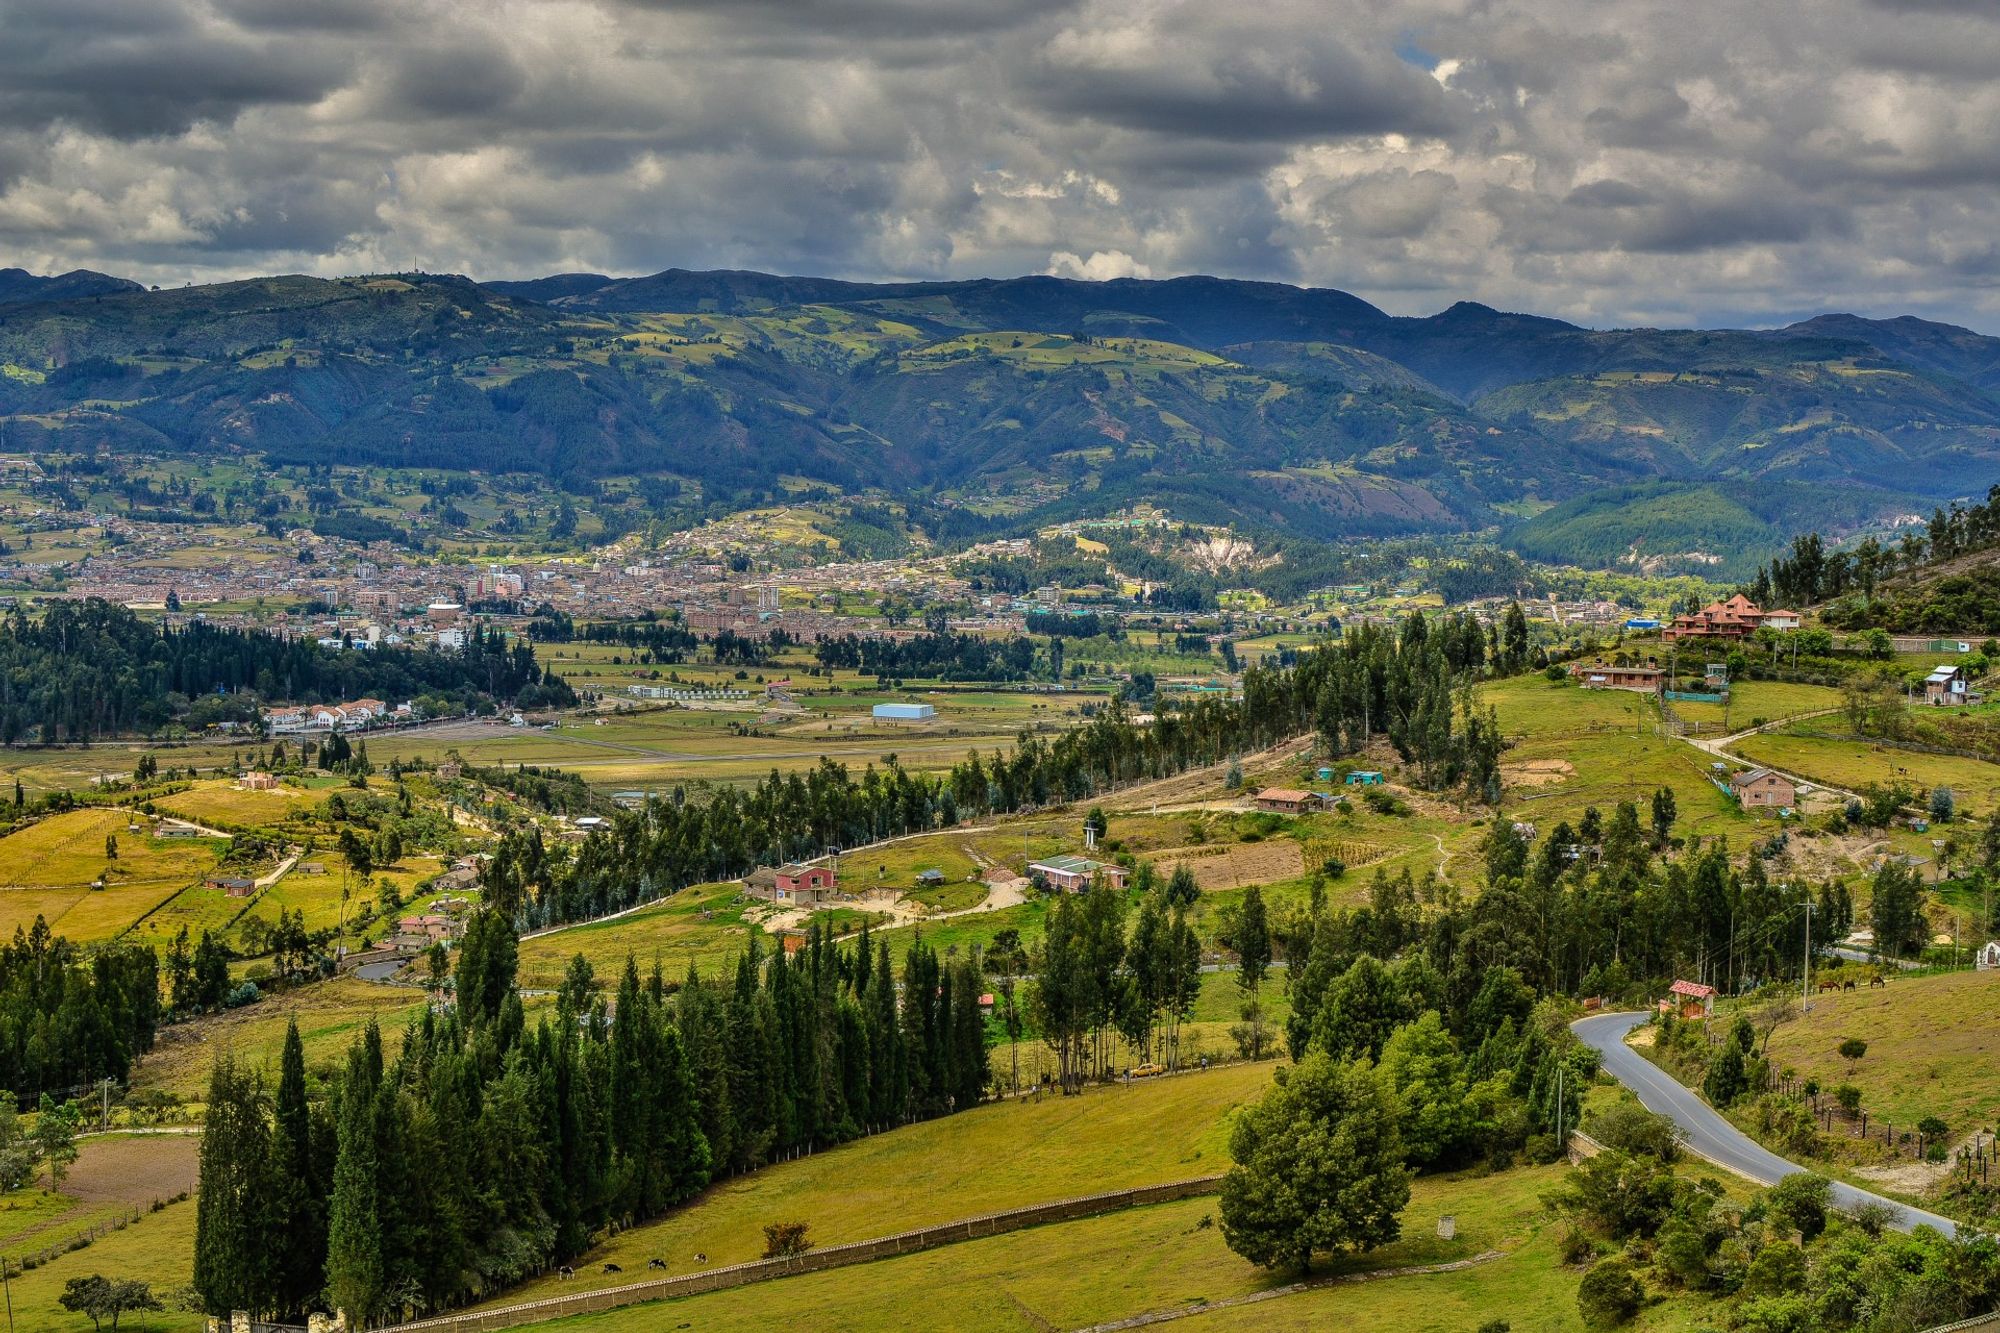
[[262, 696, 414, 735]]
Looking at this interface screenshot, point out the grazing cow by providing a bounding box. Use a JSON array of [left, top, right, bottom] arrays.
[[1870, 974, 1887, 988], [694, 1253, 707, 1265], [557, 1266, 574, 1281], [1818, 980, 1839, 993], [648, 1258, 667, 1270], [604, 1263, 622, 1274], [1843, 979, 1857, 991]]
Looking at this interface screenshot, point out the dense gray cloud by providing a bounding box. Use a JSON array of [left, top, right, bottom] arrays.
[[3, 0, 2000, 330]]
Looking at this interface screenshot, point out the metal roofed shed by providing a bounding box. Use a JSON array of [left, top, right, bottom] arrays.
[[873, 702, 936, 721]]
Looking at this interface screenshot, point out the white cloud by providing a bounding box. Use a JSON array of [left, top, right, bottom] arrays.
[[0, 0, 1998, 328], [1044, 248, 1152, 280]]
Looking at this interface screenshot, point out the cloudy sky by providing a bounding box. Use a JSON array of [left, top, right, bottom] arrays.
[[5, 0, 2000, 329]]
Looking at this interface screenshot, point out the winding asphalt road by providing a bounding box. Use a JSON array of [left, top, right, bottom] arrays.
[[1573, 1010, 1960, 1237]]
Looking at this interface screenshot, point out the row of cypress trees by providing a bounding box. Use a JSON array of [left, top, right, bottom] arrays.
[[193, 916, 985, 1325]]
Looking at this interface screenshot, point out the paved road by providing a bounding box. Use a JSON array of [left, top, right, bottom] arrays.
[[1573, 1010, 1959, 1236]]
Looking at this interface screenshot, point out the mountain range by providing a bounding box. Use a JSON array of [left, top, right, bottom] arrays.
[[3, 263, 1998, 573]]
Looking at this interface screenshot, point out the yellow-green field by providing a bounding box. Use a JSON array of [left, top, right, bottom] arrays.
[[483, 1060, 1276, 1308], [0, 807, 223, 938], [1732, 728, 2000, 813], [514, 1161, 1726, 1333], [130, 977, 428, 1099], [1760, 969, 2000, 1131]]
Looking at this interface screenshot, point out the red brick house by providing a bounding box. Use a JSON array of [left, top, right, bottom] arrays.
[[1729, 767, 1796, 810], [744, 861, 840, 905]]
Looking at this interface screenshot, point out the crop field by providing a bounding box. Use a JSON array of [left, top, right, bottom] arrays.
[[1759, 969, 2000, 1131], [0, 807, 223, 939]]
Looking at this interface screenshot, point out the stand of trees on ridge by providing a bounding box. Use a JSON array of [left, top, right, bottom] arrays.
[[1755, 484, 2000, 633], [0, 599, 572, 743]]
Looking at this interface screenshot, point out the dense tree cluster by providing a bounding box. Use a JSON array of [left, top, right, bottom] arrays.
[[0, 918, 159, 1098], [813, 628, 1042, 681], [194, 918, 988, 1325], [0, 600, 572, 742]]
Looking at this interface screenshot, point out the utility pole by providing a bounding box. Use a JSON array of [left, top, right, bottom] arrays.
[[1556, 1063, 1566, 1147], [1800, 898, 1816, 1014]]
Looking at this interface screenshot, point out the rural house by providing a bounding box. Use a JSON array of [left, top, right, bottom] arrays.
[[1661, 979, 1717, 1018], [1571, 661, 1664, 693], [1729, 767, 1796, 811], [1027, 855, 1129, 893], [1253, 787, 1320, 814], [1924, 664, 1971, 706], [744, 861, 840, 905]]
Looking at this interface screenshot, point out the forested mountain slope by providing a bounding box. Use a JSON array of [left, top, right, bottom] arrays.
[[4, 265, 1999, 559]]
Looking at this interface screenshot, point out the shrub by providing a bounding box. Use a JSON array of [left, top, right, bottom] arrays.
[[1576, 1257, 1644, 1326], [1833, 1084, 1862, 1115], [762, 1221, 813, 1257], [1584, 1102, 1682, 1162]]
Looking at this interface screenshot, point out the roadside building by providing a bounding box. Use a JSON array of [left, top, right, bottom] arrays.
[[1661, 979, 1717, 1018], [206, 876, 256, 897]]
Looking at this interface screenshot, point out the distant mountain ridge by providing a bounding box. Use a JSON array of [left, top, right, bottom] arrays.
[[3, 263, 1999, 572], [0, 266, 143, 305]]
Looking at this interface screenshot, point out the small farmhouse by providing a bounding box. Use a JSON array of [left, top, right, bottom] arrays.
[[1729, 767, 1796, 811], [1253, 787, 1320, 814], [1661, 979, 1717, 1018], [1571, 662, 1664, 693]]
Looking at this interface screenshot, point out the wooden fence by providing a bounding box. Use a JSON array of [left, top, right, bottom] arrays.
[[374, 1175, 1225, 1333]]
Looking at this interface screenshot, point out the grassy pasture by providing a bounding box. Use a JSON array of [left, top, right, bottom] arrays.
[[1759, 968, 2000, 1131], [480, 1060, 1275, 1309], [1668, 679, 1843, 729], [0, 807, 223, 940], [130, 976, 427, 1100], [507, 1163, 1705, 1333], [1732, 728, 2000, 812]]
